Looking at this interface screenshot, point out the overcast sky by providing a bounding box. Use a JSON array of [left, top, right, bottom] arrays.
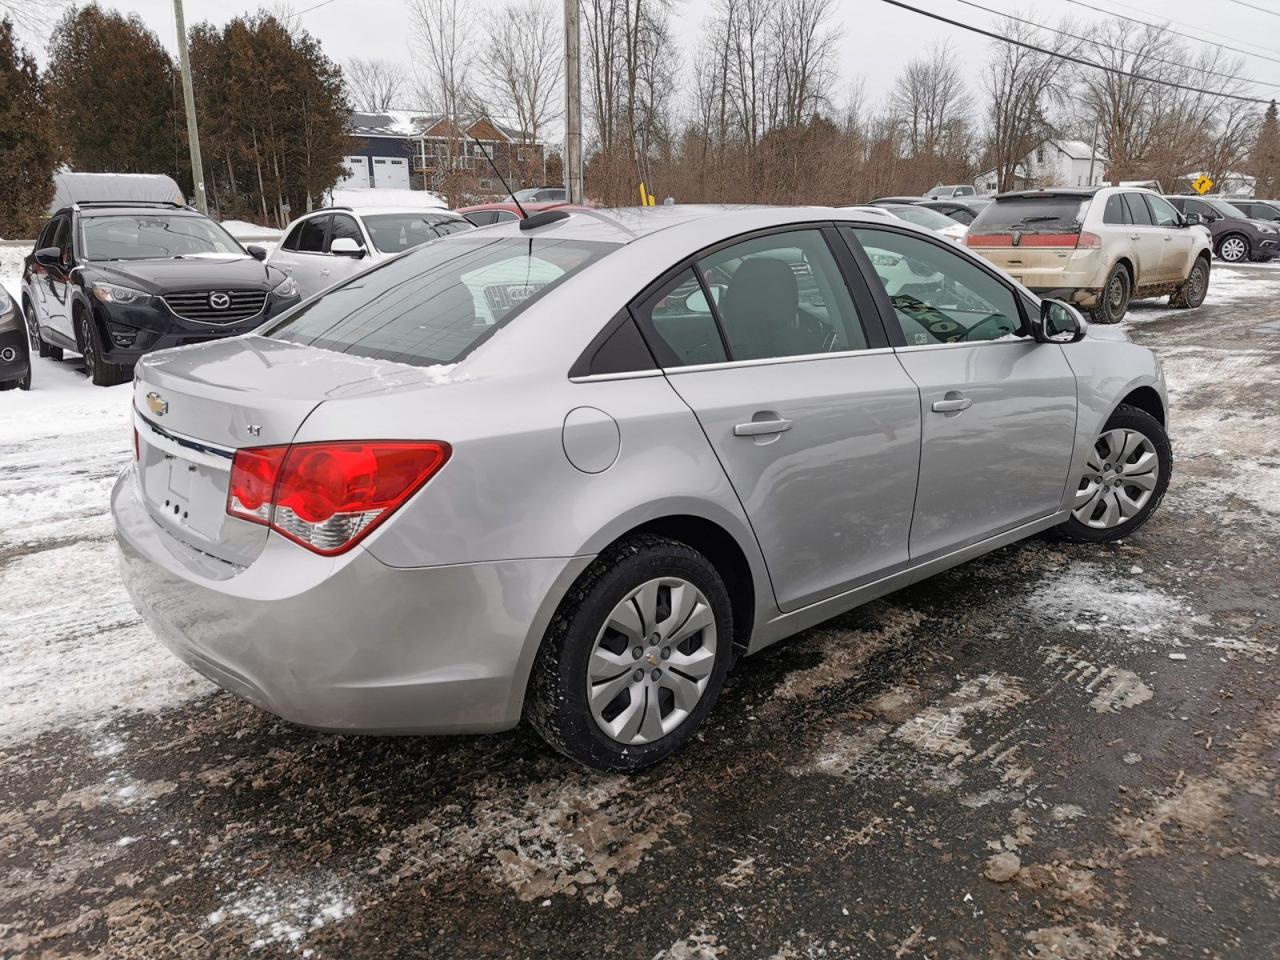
[[21, 0, 1280, 135]]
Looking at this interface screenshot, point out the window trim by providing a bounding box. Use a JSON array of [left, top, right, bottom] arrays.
[[625, 221, 892, 373], [841, 222, 1034, 348]]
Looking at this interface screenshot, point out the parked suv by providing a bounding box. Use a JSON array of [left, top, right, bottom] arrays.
[[1220, 198, 1280, 225], [1164, 195, 1279, 263], [269, 206, 473, 299], [927, 184, 978, 199], [22, 201, 301, 386], [966, 187, 1213, 323]]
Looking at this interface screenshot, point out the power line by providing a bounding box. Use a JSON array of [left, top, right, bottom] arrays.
[[945, 0, 1280, 90], [1063, 0, 1280, 66], [294, 0, 341, 15], [878, 0, 1276, 104], [1225, 0, 1280, 16]]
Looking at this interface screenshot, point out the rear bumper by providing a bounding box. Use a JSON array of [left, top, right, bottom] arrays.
[[969, 247, 1106, 305], [111, 469, 588, 734]]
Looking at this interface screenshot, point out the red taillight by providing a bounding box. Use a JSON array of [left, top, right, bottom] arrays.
[[966, 233, 1012, 247], [1018, 233, 1080, 247], [227, 441, 450, 555], [1076, 231, 1102, 249]]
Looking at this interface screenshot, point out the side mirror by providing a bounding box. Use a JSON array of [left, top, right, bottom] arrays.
[[1182, 212, 1201, 227], [34, 246, 63, 269], [330, 237, 366, 258], [246, 244, 267, 261], [1035, 298, 1087, 344]]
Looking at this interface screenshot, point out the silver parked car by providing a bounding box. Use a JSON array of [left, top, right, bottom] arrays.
[[113, 206, 1172, 770]]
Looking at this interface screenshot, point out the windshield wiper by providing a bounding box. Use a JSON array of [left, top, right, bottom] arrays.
[[1019, 215, 1065, 223]]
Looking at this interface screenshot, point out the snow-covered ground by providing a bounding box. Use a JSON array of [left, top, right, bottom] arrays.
[[327, 187, 449, 209]]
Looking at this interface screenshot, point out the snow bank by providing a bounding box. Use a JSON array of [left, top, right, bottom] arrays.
[[327, 187, 448, 210]]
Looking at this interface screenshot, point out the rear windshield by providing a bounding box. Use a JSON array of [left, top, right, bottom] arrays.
[[264, 235, 616, 366], [81, 214, 245, 260], [969, 196, 1089, 234], [363, 213, 473, 253]]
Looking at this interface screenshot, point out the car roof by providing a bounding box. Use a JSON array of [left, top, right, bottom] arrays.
[[65, 205, 204, 218], [869, 196, 924, 204], [456, 201, 579, 215]]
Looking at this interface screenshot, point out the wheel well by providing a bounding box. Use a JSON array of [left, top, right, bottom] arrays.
[[609, 516, 756, 655], [1120, 386, 1164, 425], [1115, 257, 1135, 286]]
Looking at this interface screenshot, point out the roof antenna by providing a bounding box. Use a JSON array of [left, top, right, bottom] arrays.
[[468, 123, 527, 218]]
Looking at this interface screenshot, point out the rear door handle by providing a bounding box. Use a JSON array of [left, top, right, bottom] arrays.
[[931, 396, 972, 413], [734, 418, 793, 437], [1129, 233, 1140, 240]]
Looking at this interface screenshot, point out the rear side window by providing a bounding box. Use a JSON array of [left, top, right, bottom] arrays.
[[1103, 195, 1129, 225], [493, 211, 520, 224], [1122, 193, 1153, 226], [293, 216, 328, 252], [463, 211, 497, 226], [968, 196, 1088, 234], [634, 268, 728, 367], [265, 236, 615, 366]]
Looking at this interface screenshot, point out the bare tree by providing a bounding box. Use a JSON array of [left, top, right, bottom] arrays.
[[408, 0, 473, 120], [344, 57, 407, 112], [1, 0, 68, 40], [771, 0, 840, 129], [890, 42, 971, 158], [983, 19, 1078, 191], [479, 0, 562, 180]]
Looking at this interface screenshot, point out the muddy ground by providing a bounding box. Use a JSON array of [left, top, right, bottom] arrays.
[[1, 264, 1278, 959]]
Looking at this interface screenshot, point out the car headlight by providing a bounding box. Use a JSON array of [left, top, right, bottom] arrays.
[[273, 275, 300, 299], [1258, 225, 1277, 234], [92, 282, 148, 304]]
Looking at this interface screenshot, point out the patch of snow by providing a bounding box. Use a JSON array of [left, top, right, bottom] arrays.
[[220, 219, 281, 240], [209, 878, 355, 951], [327, 187, 448, 210], [1022, 562, 1186, 641]]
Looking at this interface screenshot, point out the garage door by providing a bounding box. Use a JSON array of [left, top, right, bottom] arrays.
[[373, 156, 410, 190], [340, 156, 371, 189]]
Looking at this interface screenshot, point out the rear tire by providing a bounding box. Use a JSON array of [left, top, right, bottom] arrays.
[[1055, 404, 1171, 543], [1216, 233, 1249, 263], [528, 535, 735, 772], [77, 308, 131, 387], [1169, 256, 1209, 309], [1090, 264, 1130, 324]]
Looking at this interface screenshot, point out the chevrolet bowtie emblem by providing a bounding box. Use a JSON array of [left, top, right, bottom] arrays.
[[146, 391, 168, 416]]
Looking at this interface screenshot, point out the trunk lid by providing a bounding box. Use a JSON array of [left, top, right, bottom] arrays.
[[132, 336, 443, 567]]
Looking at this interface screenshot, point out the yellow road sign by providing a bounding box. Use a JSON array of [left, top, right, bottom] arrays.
[[1192, 175, 1214, 195]]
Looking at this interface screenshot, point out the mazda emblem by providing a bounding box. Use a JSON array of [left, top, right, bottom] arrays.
[[208, 291, 231, 310]]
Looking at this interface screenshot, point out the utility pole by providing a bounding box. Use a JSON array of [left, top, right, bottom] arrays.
[[1087, 116, 1100, 187], [173, 0, 208, 213], [563, 0, 583, 204]]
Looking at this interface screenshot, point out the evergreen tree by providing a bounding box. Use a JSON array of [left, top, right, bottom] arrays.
[[45, 4, 185, 186], [0, 18, 57, 237], [190, 14, 349, 225], [1253, 101, 1280, 200]]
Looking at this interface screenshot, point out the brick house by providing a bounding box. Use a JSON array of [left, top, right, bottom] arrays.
[[343, 111, 547, 197]]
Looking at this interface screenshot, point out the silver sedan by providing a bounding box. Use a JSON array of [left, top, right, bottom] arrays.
[[113, 205, 1171, 770]]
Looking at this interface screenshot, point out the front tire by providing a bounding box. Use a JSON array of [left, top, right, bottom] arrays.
[[22, 298, 59, 360], [78, 308, 131, 387], [1056, 404, 1171, 543], [1169, 256, 1209, 309], [528, 535, 735, 771], [1216, 233, 1249, 263], [1090, 264, 1130, 324]]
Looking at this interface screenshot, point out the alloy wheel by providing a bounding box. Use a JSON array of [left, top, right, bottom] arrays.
[[586, 576, 717, 745], [1072, 428, 1160, 529], [1219, 236, 1247, 262], [1187, 263, 1207, 304], [1107, 273, 1127, 314], [80, 314, 95, 379]]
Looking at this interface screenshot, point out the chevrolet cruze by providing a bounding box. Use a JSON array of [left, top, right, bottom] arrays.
[[113, 206, 1171, 770]]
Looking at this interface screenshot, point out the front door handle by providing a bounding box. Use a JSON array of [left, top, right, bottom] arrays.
[[734, 417, 793, 437], [931, 396, 972, 413], [1129, 233, 1140, 240]]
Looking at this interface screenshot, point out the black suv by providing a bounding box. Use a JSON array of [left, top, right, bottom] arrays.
[[1164, 195, 1279, 264], [22, 201, 301, 386]]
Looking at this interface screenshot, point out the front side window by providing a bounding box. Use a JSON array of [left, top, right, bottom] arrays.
[[696, 229, 868, 361], [328, 214, 364, 251], [1145, 194, 1180, 227], [265, 236, 615, 366], [849, 227, 1023, 346], [1185, 198, 1215, 219], [79, 214, 244, 261]]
